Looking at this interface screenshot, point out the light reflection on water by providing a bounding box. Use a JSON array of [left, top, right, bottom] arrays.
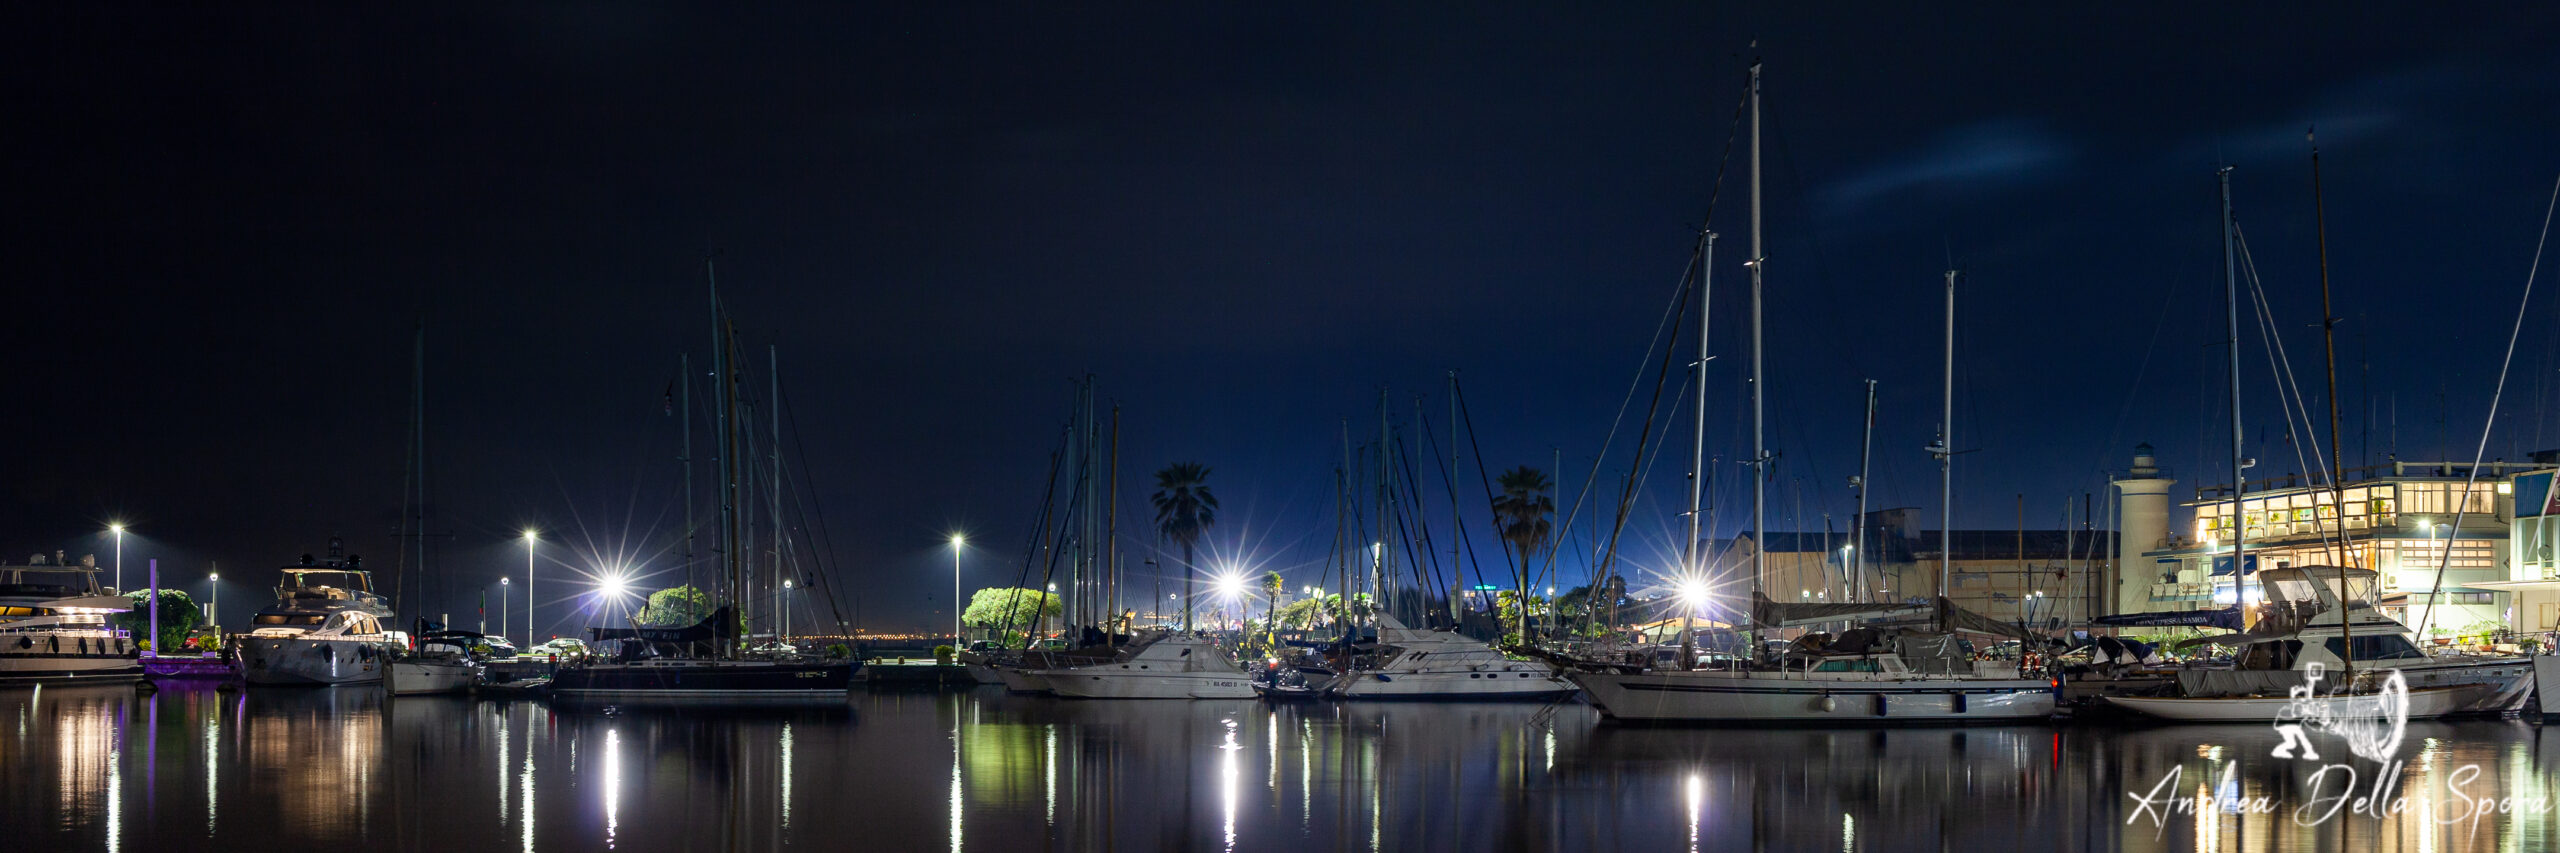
[[12, 683, 2560, 850]]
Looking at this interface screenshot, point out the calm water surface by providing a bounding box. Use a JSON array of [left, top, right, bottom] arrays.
[[10, 682, 2560, 852]]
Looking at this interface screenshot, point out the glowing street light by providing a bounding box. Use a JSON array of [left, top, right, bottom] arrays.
[[500, 576, 511, 644], [207, 568, 219, 630], [782, 577, 795, 641], [521, 529, 539, 647], [949, 534, 966, 645], [108, 523, 126, 594]]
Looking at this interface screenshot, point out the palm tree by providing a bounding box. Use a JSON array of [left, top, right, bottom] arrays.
[[1261, 570, 1285, 637], [1490, 466, 1554, 642], [1152, 462, 1218, 632]]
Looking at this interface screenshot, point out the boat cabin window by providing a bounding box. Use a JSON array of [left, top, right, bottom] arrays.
[[0, 569, 99, 598], [1811, 659, 1881, 673], [255, 614, 327, 626], [2323, 634, 2424, 662], [283, 570, 371, 593]]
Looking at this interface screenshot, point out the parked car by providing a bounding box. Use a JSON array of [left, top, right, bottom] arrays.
[[526, 638, 588, 659]]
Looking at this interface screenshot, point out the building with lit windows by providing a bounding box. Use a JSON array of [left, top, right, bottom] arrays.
[[2482, 468, 2560, 635], [2111, 443, 2531, 639]]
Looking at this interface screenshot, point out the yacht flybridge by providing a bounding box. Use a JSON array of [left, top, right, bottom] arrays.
[[0, 552, 141, 682]]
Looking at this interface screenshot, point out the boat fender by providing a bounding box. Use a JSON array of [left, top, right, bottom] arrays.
[[1815, 694, 1836, 713], [15, 637, 27, 649]]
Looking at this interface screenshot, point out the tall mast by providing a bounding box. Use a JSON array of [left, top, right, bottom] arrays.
[[2311, 133, 2354, 676], [1683, 230, 1718, 667], [1936, 270, 1957, 609], [1378, 387, 1391, 625], [681, 353, 694, 597], [1106, 402, 1120, 642], [1450, 371, 1464, 633], [770, 345, 783, 637], [1746, 61, 1767, 648], [1855, 378, 1876, 601], [2218, 167, 2253, 638], [710, 260, 742, 658], [408, 325, 426, 622]]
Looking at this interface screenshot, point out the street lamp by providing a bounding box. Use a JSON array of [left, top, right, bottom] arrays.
[[207, 569, 219, 632], [109, 523, 125, 594], [782, 578, 794, 642], [521, 530, 538, 646], [500, 577, 511, 644], [949, 534, 966, 646]]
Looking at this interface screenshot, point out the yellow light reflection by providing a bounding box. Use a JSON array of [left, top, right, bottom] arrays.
[[1686, 773, 1704, 853], [1221, 720, 1241, 853], [949, 719, 964, 853], [520, 737, 535, 853], [205, 712, 219, 837], [603, 728, 620, 849], [1842, 813, 1854, 853]]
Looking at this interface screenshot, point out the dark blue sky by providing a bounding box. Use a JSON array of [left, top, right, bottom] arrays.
[[12, 4, 2557, 634]]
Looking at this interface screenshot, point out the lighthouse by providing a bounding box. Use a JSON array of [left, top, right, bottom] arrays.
[[2111, 443, 2175, 616]]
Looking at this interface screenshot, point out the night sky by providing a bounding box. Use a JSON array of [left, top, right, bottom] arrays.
[[12, 5, 2557, 635]]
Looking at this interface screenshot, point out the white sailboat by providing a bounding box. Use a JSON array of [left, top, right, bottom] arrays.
[[1564, 62, 2055, 723], [1328, 615, 1572, 700], [1034, 631, 1256, 699], [387, 627, 485, 695]]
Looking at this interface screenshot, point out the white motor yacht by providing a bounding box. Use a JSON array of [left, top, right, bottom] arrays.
[[1329, 616, 1573, 700], [0, 553, 142, 682], [1036, 632, 1256, 699], [2106, 565, 2531, 721], [236, 548, 397, 686]]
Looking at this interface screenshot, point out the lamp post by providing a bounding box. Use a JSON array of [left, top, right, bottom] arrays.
[[500, 577, 511, 645], [109, 523, 125, 594], [521, 530, 538, 647], [782, 578, 794, 642], [949, 534, 965, 647]]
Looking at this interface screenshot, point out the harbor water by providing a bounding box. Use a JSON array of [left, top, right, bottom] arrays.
[[11, 682, 2560, 852]]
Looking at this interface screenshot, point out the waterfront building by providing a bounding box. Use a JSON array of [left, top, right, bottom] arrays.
[[2111, 442, 2530, 640], [1713, 507, 2114, 632]]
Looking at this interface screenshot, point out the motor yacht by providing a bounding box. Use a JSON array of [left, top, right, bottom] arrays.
[[1035, 631, 1256, 699], [235, 546, 397, 686], [0, 552, 141, 682]]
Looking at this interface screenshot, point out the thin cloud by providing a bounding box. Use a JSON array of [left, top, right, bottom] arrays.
[[1822, 119, 2071, 212]]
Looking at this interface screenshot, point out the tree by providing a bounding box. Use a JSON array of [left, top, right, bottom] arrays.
[[633, 584, 716, 627], [112, 589, 203, 652], [1490, 466, 1554, 641], [1152, 462, 1218, 631], [964, 586, 1063, 642], [1261, 571, 1284, 632], [1274, 596, 1328, 630]]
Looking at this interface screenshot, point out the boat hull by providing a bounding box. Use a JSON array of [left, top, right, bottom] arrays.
[[2537, 655, 2560, 716], [1570, 670, 2056, 723], [996, 667, 1053, 694], [238, 636, 388, 685], [1040, 668, 1258, 699], [1334, 669, 1577, 700], [0, 635, 145, 681], [549, 659, 857, 704], [2106, 684, 2487, 722], [387, 660, 481, 695]]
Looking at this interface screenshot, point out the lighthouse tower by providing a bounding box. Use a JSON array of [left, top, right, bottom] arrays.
[[2111, 443, 2176, 616]]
